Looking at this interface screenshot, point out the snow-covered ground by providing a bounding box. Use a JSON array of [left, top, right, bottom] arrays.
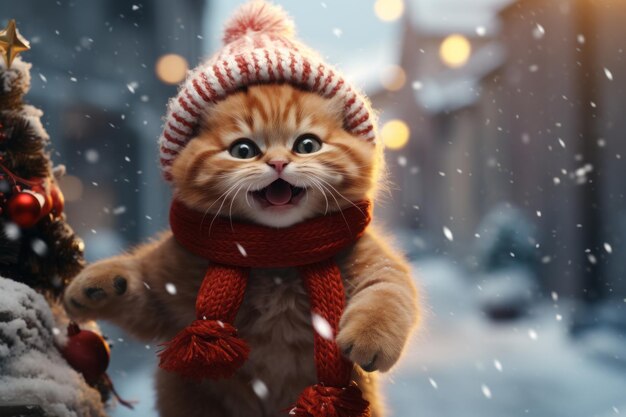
[[106, 258, 626, 417], [382, 259, 626, 417]]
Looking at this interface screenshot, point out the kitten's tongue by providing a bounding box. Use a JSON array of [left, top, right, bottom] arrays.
[[265, 179, 292, 206]]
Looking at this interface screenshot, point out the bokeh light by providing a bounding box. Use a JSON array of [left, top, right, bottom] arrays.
[[374, 0, 405, 22], [381, 119, 410, 150], [380, 65, 406, 91], [57, 175, 84, 202], [439, 34, 471, 68], [155, 54, 188, 84]]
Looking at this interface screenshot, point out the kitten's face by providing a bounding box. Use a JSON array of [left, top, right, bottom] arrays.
[[171, 84, 379, 228]]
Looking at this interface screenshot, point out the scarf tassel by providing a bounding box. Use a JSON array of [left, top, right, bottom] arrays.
[[158, 319, 249, 380], [290, 382, 371, 417]]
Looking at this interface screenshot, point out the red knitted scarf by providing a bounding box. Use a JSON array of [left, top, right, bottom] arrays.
[[159, 199, 372, 417]]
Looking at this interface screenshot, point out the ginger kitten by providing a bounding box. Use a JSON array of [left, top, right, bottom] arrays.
[[63, 84, 419, 417]]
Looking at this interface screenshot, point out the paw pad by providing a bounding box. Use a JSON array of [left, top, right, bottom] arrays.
[[113, 276, 128, 295], [84, 287, 107, 301]]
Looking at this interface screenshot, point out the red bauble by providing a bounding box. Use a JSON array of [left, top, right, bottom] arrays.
[[7, 191, 43, 228], [41, 193, 53, 217], [50, 185, 65, 217], [62, 322, 110, 385], [32, 184, 53, 218]]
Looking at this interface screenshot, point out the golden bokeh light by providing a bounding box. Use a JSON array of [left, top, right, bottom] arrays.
[[374, 0, 405, 22], [155, 54, 189, 84], [439, 34, 472, 68], [57, 175, 84, 202], [381, 119, 410, 150], [380, 65, 406, 91]]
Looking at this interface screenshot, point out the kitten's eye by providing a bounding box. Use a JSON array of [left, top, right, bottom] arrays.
[[293, 134, 322, 154], [229, 139, 260, 159]]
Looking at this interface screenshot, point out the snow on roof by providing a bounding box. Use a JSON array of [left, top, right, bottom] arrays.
[[407, 0, 516, 36], [416, 42, 506, 113]]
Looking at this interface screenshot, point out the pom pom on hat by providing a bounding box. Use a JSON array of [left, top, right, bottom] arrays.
[[223, 1, 295, 44], [159, 0, 377, 181]]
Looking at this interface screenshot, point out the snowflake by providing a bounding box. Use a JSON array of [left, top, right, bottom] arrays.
[[236, 243, 247, 257], [252, 379, 269, 399], [481, 384, 492, 399], [311, 313, 333, 341], [165, 283, 177, 295], [429, 378, 438, 389]]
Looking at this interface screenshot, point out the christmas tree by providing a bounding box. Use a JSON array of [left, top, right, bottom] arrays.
[[0, 20, 84, 295], [0, 20, 110, 417]]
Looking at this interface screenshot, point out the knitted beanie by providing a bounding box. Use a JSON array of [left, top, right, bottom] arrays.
[[159, 0, 377, 180]]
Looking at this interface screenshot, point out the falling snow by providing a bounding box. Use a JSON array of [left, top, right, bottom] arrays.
[[481, 384, 492, 399], [30, 239, 48, 256], [236, 243, 247, 257], [127, 81, 138, 93], [3, 223, 20, 240], [311, 313, 333, 341], [252, 379, 269, 399], [85, 149, 99, 163], [165, 283, 177, 295], [533, 23, 545, 39], [11, 2, 626, 416]]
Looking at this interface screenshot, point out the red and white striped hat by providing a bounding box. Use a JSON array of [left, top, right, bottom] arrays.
[[159, 0, 377, 180]]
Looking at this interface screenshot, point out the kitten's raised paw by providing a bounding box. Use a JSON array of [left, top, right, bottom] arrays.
[[336, 302, 410, 373], [63, 258, 137, 320]]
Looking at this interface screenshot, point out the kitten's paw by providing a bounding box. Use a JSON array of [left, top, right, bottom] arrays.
[[336, 302, 411, 373], [63, 258, 137, 321]]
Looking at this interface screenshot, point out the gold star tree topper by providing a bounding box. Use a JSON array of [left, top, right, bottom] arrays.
[[0, 19, 30, 68]]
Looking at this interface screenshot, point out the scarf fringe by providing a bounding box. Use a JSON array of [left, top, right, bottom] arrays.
[[158, 319, 249, 380], [289, 382, 371, 417]]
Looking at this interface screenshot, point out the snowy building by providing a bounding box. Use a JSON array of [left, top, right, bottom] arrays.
[[377, 0, 626, 300], [4, 0, 206, 258]]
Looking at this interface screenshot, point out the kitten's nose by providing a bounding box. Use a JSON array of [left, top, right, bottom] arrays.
[[267, 160, 289, 174]]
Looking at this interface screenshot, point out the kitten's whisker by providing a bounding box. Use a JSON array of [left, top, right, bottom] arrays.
[[315, 176, 365, 216], [228, 183, 246, 229], [316, 180, 350, 229], [201, 180, 243, 228], [304, 175, 329, 215], [208, 178, 247, 234], [244, 183, 253, 209]]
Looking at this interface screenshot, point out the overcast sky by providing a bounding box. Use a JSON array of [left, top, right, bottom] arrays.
[[203, 0, 401, 86]]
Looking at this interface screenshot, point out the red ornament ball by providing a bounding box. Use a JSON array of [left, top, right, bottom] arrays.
[[7, 191, 43, 228], [50, 185, 65, 217], [62, 322, 110, 385], [32, 184, 53, 218]]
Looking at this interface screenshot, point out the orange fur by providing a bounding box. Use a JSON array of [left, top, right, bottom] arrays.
[[64, 85, 418, 417]]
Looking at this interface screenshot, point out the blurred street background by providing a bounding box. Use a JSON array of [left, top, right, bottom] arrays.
[[4, 0, 626, 415]]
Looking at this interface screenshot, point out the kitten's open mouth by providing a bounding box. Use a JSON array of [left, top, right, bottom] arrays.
[[252, 179, 305, 208]]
